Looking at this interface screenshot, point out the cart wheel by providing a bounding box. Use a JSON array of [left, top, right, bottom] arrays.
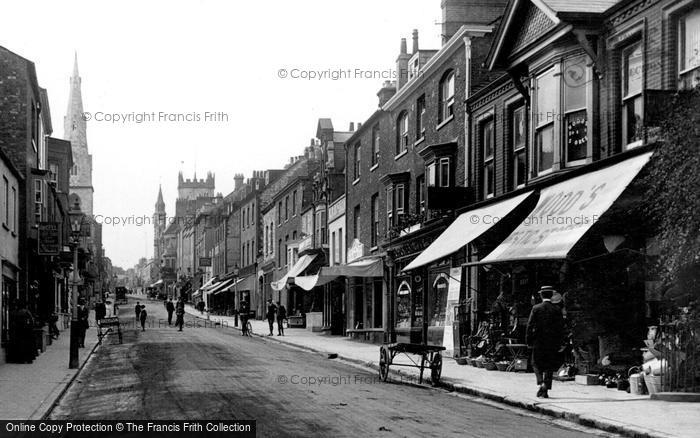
[[431, 353, 443, 385], [379, 347, 390, 382]]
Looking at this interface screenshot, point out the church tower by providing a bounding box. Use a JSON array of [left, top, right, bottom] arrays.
[[154, 185, 166, 264], [63, 53, 94, 215]]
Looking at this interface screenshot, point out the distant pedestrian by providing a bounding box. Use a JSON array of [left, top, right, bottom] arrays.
[[526, 286, 565, 398], [266, 299, 277, 336], [135, 301, 141, 321], [77, 299, 89, 348], [276, 302, 286, 336], [175, 299, 185, 331], [139, 305, 148, 331], [113, 301, 119, 316], [166, 299, 175, 325], [95, 301, 107, 322]]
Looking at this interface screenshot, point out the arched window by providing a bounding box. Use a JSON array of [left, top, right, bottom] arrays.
[[396, 111, 409, 155], [439, 70, 455, 123]]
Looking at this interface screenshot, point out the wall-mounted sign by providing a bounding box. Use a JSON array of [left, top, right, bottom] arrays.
[[346, 238, 366, 263], [199, 257, 212, 267], [38, 222, 61, 255]]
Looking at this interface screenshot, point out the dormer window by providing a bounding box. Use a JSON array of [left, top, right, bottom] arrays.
[[439, 71, 455, 123]]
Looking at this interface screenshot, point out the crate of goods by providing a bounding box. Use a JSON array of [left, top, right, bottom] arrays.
[[575, 374, 600, 385]]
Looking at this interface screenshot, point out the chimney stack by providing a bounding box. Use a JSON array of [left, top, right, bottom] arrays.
[[349, 122, 355, 131], [234, 173, 244, 190], [396, 38, 410, 90], [412, 29, 419, 54], [377, 80, 397, 107]]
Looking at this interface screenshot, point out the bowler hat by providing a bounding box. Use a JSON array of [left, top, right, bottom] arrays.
[[551, 292, 563, 304], [539, 285, 556, 293]]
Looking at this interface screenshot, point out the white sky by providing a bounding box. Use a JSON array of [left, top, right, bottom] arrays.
[[1, 0, 442, 269]]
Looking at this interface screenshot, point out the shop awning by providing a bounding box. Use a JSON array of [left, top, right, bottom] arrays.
[[192, 291, 202, 300], [482, 151, 653, 263], [402, 191, 535, 272], [212, 278, 244, 296], [294, 257, 384, 291], [209, 278, 236, 296], [150, 279, 164, 287], [271, 254, 318, 291]]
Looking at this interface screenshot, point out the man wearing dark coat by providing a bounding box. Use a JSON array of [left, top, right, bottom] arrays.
[[166, 299, 175, 325], [9, 301, 36, 363], [526, 286, 565, 398]]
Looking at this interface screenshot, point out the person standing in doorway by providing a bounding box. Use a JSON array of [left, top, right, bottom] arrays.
[[526, 286, 565, 398], [175, 298, 185, 331], [139, 305, 148, 331], [166, 299, 175, 325], [276, 302, 286, 336], [266, 299, 277, 336]]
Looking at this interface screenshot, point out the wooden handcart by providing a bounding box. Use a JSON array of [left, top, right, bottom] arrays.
[[97, 316, 123, 345], [379, 343, 446, 385]]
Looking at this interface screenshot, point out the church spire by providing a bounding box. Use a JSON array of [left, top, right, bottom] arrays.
[[73, 51, 79, 78], [156, 185, 165, 211]]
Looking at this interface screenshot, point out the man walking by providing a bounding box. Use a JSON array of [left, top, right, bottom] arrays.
[[240, 300, 250, 336], [135, 301, 141, 322], [139, 305, 148, 331], [166, 299, 175, 325], [175, 298, 185, 331], [266, 299, 277, 336], [276, 302, 286, 336], [526, 286, 565, 398]]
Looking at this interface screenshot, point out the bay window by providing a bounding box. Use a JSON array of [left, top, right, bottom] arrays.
[[386, 186, 393, 231], [563, 56, 588, 164], [511, 106, 526, 189], [534, 68, 556, 175], [416, 175, 425, 215], [395, 184, 405, 224], [481, 118, 495, 198], [426, 158, 451, 188], [622, 43, 644, 148]]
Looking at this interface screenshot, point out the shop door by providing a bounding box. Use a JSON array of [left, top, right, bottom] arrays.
[[354, 285, 364, 329]]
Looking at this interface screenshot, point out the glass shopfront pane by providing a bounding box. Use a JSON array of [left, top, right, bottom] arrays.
[[515, 150, 526, 188], [412, 281, 423, 328], [396, 282, 411, 328], [430, 276, 449, 327]]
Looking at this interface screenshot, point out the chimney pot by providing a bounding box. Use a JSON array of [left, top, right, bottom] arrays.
[[412, 29, 419, 54]]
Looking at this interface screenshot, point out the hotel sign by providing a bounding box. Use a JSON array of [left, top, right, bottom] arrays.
[[38, 222, 61, 255]]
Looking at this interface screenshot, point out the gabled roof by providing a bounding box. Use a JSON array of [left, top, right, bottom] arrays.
[[487, 0, 625, 70]]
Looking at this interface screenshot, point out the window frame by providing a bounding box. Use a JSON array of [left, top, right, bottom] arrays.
[[416, 95, 426, 140], [354, 142, 362, 181], [439, 70, 455, 123], [510, 103, 527, 190], [621, 41, 644, 149], [371, 124, 380, 167], [480, 115, 495, 198], [396, 111, 409, 156], [370, 193, 379, 247], [679, 7, 700, 76], [386, 186, 393, 231], [533, 67, 557, 177]]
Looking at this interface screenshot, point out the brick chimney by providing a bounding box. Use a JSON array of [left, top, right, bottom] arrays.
[[349, 122, 355, 131], [441, 0, 508, 44], [412, 29, 419, 54], [396, 38, 410, 90], [234, 173, 244, 190], [377, 80, 397, 107]]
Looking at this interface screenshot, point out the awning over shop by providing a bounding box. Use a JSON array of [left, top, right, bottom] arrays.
[[271, 253, 318, 291], [149, 279, 164, 287], [209, 278, 236, 296], [212, 278, 244, 296], [293, 257, 384, 291], [481, 151, 653, 263], [237, 274, 256, 292], [402, 191, 535, 272], [192, 291, 202, 300]]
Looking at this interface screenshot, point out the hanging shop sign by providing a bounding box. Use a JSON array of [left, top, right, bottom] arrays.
[[38, 222, 61, 255]]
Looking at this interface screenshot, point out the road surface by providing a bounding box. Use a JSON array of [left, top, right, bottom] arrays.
[[50, 297, 614, 438]]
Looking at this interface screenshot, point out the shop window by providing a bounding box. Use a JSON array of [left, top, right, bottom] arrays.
[[371, 124, 380, 167], [511, 105, 527, 189], [396, 281, 411, 328], [430, 275, 449, 327], [416, 95, 426, 139], [396, 111, 409, 155], [622, 42, 644, 148], [481, 117, 495, 198], [373, 279, 383, 328], [534, 68, 556, 174], [439, 70, 455, 123], [679, 8, 700, 82], [371, 194, 379, 247]]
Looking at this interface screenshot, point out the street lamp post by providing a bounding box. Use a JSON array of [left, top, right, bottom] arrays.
[[68, 211, 84, 369]]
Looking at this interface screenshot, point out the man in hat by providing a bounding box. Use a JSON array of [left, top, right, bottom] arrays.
[[526, 286, 564, 398]]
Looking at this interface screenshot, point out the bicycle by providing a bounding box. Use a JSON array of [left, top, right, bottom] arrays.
[[246, 320, 253, 336]]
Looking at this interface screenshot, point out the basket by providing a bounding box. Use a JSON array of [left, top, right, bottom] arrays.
[[475, 359, 485, 368], [643, 374, 663, 395], [483, 361, 498, 371], [496, 362, 509, 371], [469, 358, 478, 366], [455, 357, 469, 366]]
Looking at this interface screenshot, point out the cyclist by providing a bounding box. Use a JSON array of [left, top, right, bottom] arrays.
[[240, 300, 250, 336]]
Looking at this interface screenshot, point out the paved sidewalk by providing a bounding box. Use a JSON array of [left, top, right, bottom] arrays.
[[0, 314, 99, 420], [187, 306, 699, 438]]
